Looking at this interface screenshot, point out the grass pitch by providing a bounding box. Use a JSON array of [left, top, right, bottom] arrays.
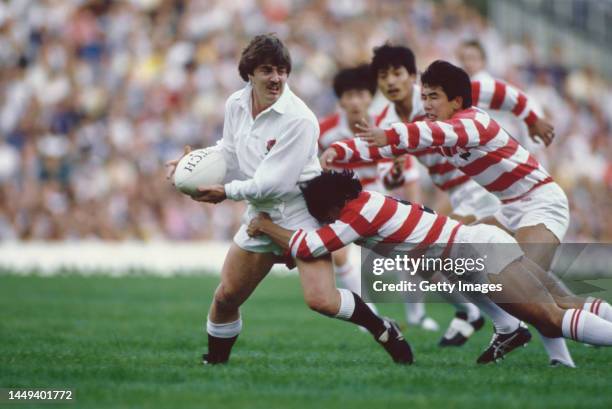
[[1, 274, 611, 409]]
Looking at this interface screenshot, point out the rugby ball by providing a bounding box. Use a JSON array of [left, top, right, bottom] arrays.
[[173, 148, 227, 195]]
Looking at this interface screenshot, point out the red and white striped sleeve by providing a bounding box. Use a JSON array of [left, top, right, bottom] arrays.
[[471, 78, 539, 126], [288, 210, 366, 259], [288, 192, 384, 259], [384, 110, 492, 150], [330, 138, 410, 165]]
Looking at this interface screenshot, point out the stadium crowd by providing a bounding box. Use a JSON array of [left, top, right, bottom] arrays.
[[0, 0, 610, 241]]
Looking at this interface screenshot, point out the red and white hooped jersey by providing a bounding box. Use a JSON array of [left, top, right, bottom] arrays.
[[471, 73, 540, 128], [331, 107, 553, 203], [289, 190, 462, 259], [370, 78, 545, 193]]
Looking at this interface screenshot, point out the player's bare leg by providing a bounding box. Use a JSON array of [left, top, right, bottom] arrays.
[[516, 225, 612, 325], [478, 217, 576, 366], [488, 258, 612, 346], [515, 224, 585, 309], [296, 256, 413, 364], [204, 244, 276, 364]]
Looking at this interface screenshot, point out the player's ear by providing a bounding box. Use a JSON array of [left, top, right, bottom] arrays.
[[451, 96, 463, 111]]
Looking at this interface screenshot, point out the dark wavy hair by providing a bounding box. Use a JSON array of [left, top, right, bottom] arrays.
[[371, 44, 417, 75], [238, 34, 292, 81], [332, 64, 377, 98], [421, 60, 472, 109], [300, 170, 362, 222]]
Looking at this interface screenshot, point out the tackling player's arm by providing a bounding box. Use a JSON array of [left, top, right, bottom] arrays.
[[247, 213, 294, 251], [248, 208, 363, 259]]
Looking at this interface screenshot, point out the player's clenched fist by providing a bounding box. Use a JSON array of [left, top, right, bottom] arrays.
[[247, 212, 272, 237]]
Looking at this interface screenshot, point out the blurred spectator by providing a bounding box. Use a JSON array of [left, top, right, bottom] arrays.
[[0, 0, 610, 241]]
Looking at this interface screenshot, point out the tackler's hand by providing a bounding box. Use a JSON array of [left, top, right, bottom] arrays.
[[355, 118, 388, 147]]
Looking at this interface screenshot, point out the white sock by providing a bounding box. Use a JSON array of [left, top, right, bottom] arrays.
[[583, 297, 612, 323], [562, 308, 612, 346], [405, 302, 425, 325], [438, 284, 481, 322], [334, 288, 355, 320], [335, 261, 361, 295], [206, 316, 242, 338], [336, 261, 379, 315], [467, 292, 519, 334], [538, 334, 575, 367]]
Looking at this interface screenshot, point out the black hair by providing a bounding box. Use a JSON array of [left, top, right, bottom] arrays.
[[461, 39, 487, 61], [421, 60, 472, 109], [300, 170, 362, 222], [332, 64, 377, 98], [371, 44, 417, 75], [238, 34, 292, 81]]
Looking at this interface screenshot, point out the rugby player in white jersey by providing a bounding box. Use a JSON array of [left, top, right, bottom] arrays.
[[324, 60, 612, 362], [246, 170, 612, 352], [165, 34, 413, 365]]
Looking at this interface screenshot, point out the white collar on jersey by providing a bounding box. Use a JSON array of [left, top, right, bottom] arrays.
[[238, 82, 292, 116], [471, 70, 493, 82]]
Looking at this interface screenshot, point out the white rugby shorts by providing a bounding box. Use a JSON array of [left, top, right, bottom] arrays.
[[452, 224, 524, 276], [494, 182, 569, 242], [449, 179, 501, 220], [233, 194, 320, 255]]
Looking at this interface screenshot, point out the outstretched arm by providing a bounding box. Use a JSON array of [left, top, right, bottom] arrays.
[[248, 209, 363, 260], [356, 113, 490, 150], [472, 78, 555, 146]]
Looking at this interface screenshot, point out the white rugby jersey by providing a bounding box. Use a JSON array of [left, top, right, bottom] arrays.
[[331, 107, 553, 203], [215, 83, 321, 206], [289, 191, 462, 259]]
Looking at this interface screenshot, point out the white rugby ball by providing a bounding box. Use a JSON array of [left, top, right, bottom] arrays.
[[173, 148, 226, 195]]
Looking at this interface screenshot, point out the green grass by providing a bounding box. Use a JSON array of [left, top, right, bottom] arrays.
[[1, 274, 611, 409]]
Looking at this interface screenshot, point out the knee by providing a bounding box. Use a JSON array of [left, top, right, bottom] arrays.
[[213, 284, 244, 312], [532, 306, 564, 338], [303, 291, 338, 316]]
